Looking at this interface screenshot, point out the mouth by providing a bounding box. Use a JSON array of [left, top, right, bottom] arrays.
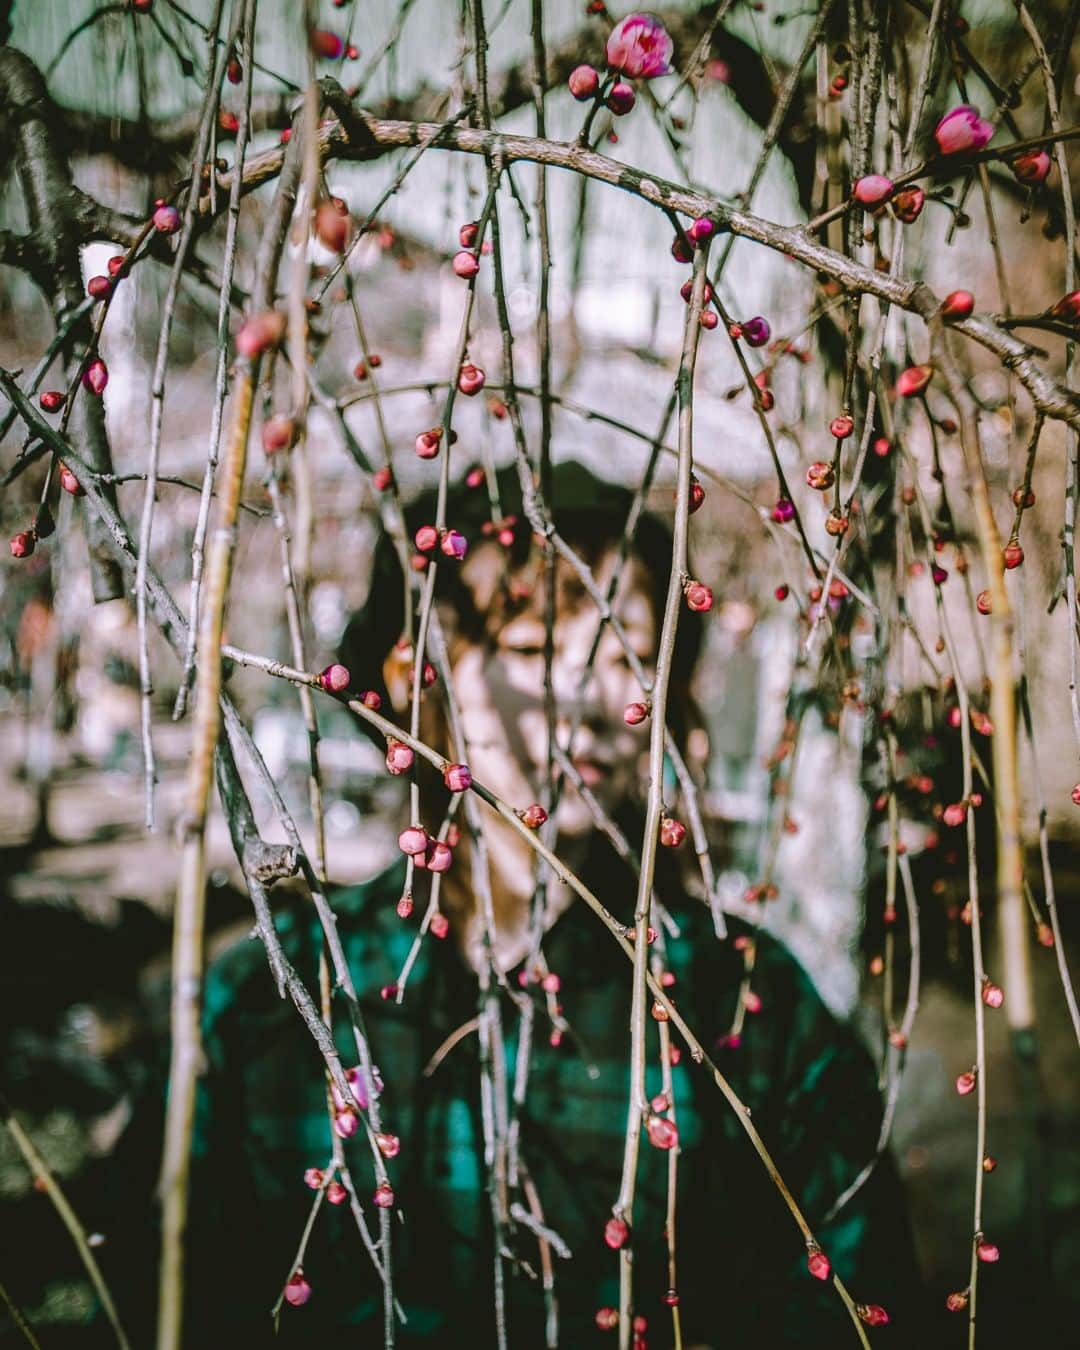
[[571, 757, 611, 790]]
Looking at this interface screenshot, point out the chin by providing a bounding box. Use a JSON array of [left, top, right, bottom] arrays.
[[553, 796, 596, 839]]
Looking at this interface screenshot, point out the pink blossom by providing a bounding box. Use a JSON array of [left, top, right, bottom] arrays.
[[605, 13, 673, 80], [934, 105, 993, 156]]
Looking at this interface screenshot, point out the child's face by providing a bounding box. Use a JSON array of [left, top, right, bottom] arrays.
[[450, 546, 657, 838]]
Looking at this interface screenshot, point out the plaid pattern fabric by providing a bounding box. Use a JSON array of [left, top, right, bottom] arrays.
[[178, 856, 917, 1347]]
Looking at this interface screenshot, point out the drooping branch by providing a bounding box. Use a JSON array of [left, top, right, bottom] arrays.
[[0, 45, 123, 600]]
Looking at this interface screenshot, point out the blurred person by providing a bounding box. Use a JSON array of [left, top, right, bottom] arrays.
[[102, 464, 919, 1347]]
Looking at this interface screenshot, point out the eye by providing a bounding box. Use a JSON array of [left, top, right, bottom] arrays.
[[505, 643, 545, 658]]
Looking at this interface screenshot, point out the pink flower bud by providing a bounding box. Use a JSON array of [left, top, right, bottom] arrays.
[[412, 660, 438, 688], [87, 275, 111, 299], [741, 316, 771, 347], [386, 740, 415, 775], [891, 187, 926, 223], [426, 840, 453, 872], [303, 1167, 324, 1189], [646, 1115, 678, 1150], [430, 912, 450, 938], [376, 1132, 401, 1158], [59, 464, 84, 496], [1012, 148, 1052, 183], [606, 82, 636, 116], [606, 13, 673, 79], [465, 464, 485, 488], [807, 1247, 831, 1281], [941, 290, 974, 320], [360, 689, 382, 710], [857, 1304, 889, 1327], [771, 497, 795, 524], [541, 972, 561, 993], [932, 564, 948, 586], [39, 390, 65, 413], [459, 221, 479, 248], [604, 1217, 629, 1249], [520, 802, 548, 829], [284, 1271, 311, 1306], [415, 524, 439, 552], [568, 64, 600, 100], [373, 1181, 395, 1209], [262, 414, 296, 454], [398, 828, 428, 859], [976, 1239, 999, 1263], [743, 990, 762, 1014], [934, 105, 994, 156], [982, 980, 1004, 1009], [372, 466, 393, 490], [311, 28, 344, 59], [443, 763, 472, 793], [1003, 542, 1024, 569], [689, 476, 705, 512], [9, 532, 34, 558], [680, 280, 713, 305], [319, 663, 350, 694], [688, 216, 715, 243], [946, 1291, 969, 1312], [853, 174, 894, 207], [107, 255, 125, 277], [333, 1108, 358, 1138], [896, 363, 933, 398], [685, 581, 713, 613], [152, 201, 181, 234], [889, 1030, 908, 1049], [806, 461, 834, 491], [452, 250, 480, 279], [943, 802, 967, 828], [315, 199, 349, 252], [671, 233, 693, 263], [458, 363, 486, 396], [595, 1307, 619, 1331], [325, 1179, 347, 1204], [440, 529, 468, 560], [236, 310, 286, 359], [659, 817, 686, 848], [956, 1069, 977, 1096], [396, 893, 414, 918], [830, 414, 854, 439], [82, 358, 108, 395], [700, 308, 718, 330], [1050, 290, 1080, 322], [624, 701, 650, 726]]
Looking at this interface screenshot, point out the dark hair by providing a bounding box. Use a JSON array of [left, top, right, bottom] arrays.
[[340, 460, 704, 747]]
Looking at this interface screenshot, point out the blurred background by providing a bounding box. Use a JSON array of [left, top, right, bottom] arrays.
[[1, 0, 1079, 1344]]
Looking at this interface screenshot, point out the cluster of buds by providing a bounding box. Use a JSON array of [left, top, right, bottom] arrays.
[[480, 515, 519, 548], [414, 524, 469, 562], [568, 14, 673, 121], [397, 825, 454, 872]]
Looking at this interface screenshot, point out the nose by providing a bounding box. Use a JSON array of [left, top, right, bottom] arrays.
[[550, 650, 603, 719]]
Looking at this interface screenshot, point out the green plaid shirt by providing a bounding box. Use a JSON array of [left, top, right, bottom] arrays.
[[172, 857, 917, 1347]]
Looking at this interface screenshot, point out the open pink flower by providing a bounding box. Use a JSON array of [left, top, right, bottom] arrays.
[[934, 105, 993, 156], [606, 13, 673, 79]]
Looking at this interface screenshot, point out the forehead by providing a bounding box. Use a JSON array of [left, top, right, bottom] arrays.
[[454, 536, 660, 649]]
